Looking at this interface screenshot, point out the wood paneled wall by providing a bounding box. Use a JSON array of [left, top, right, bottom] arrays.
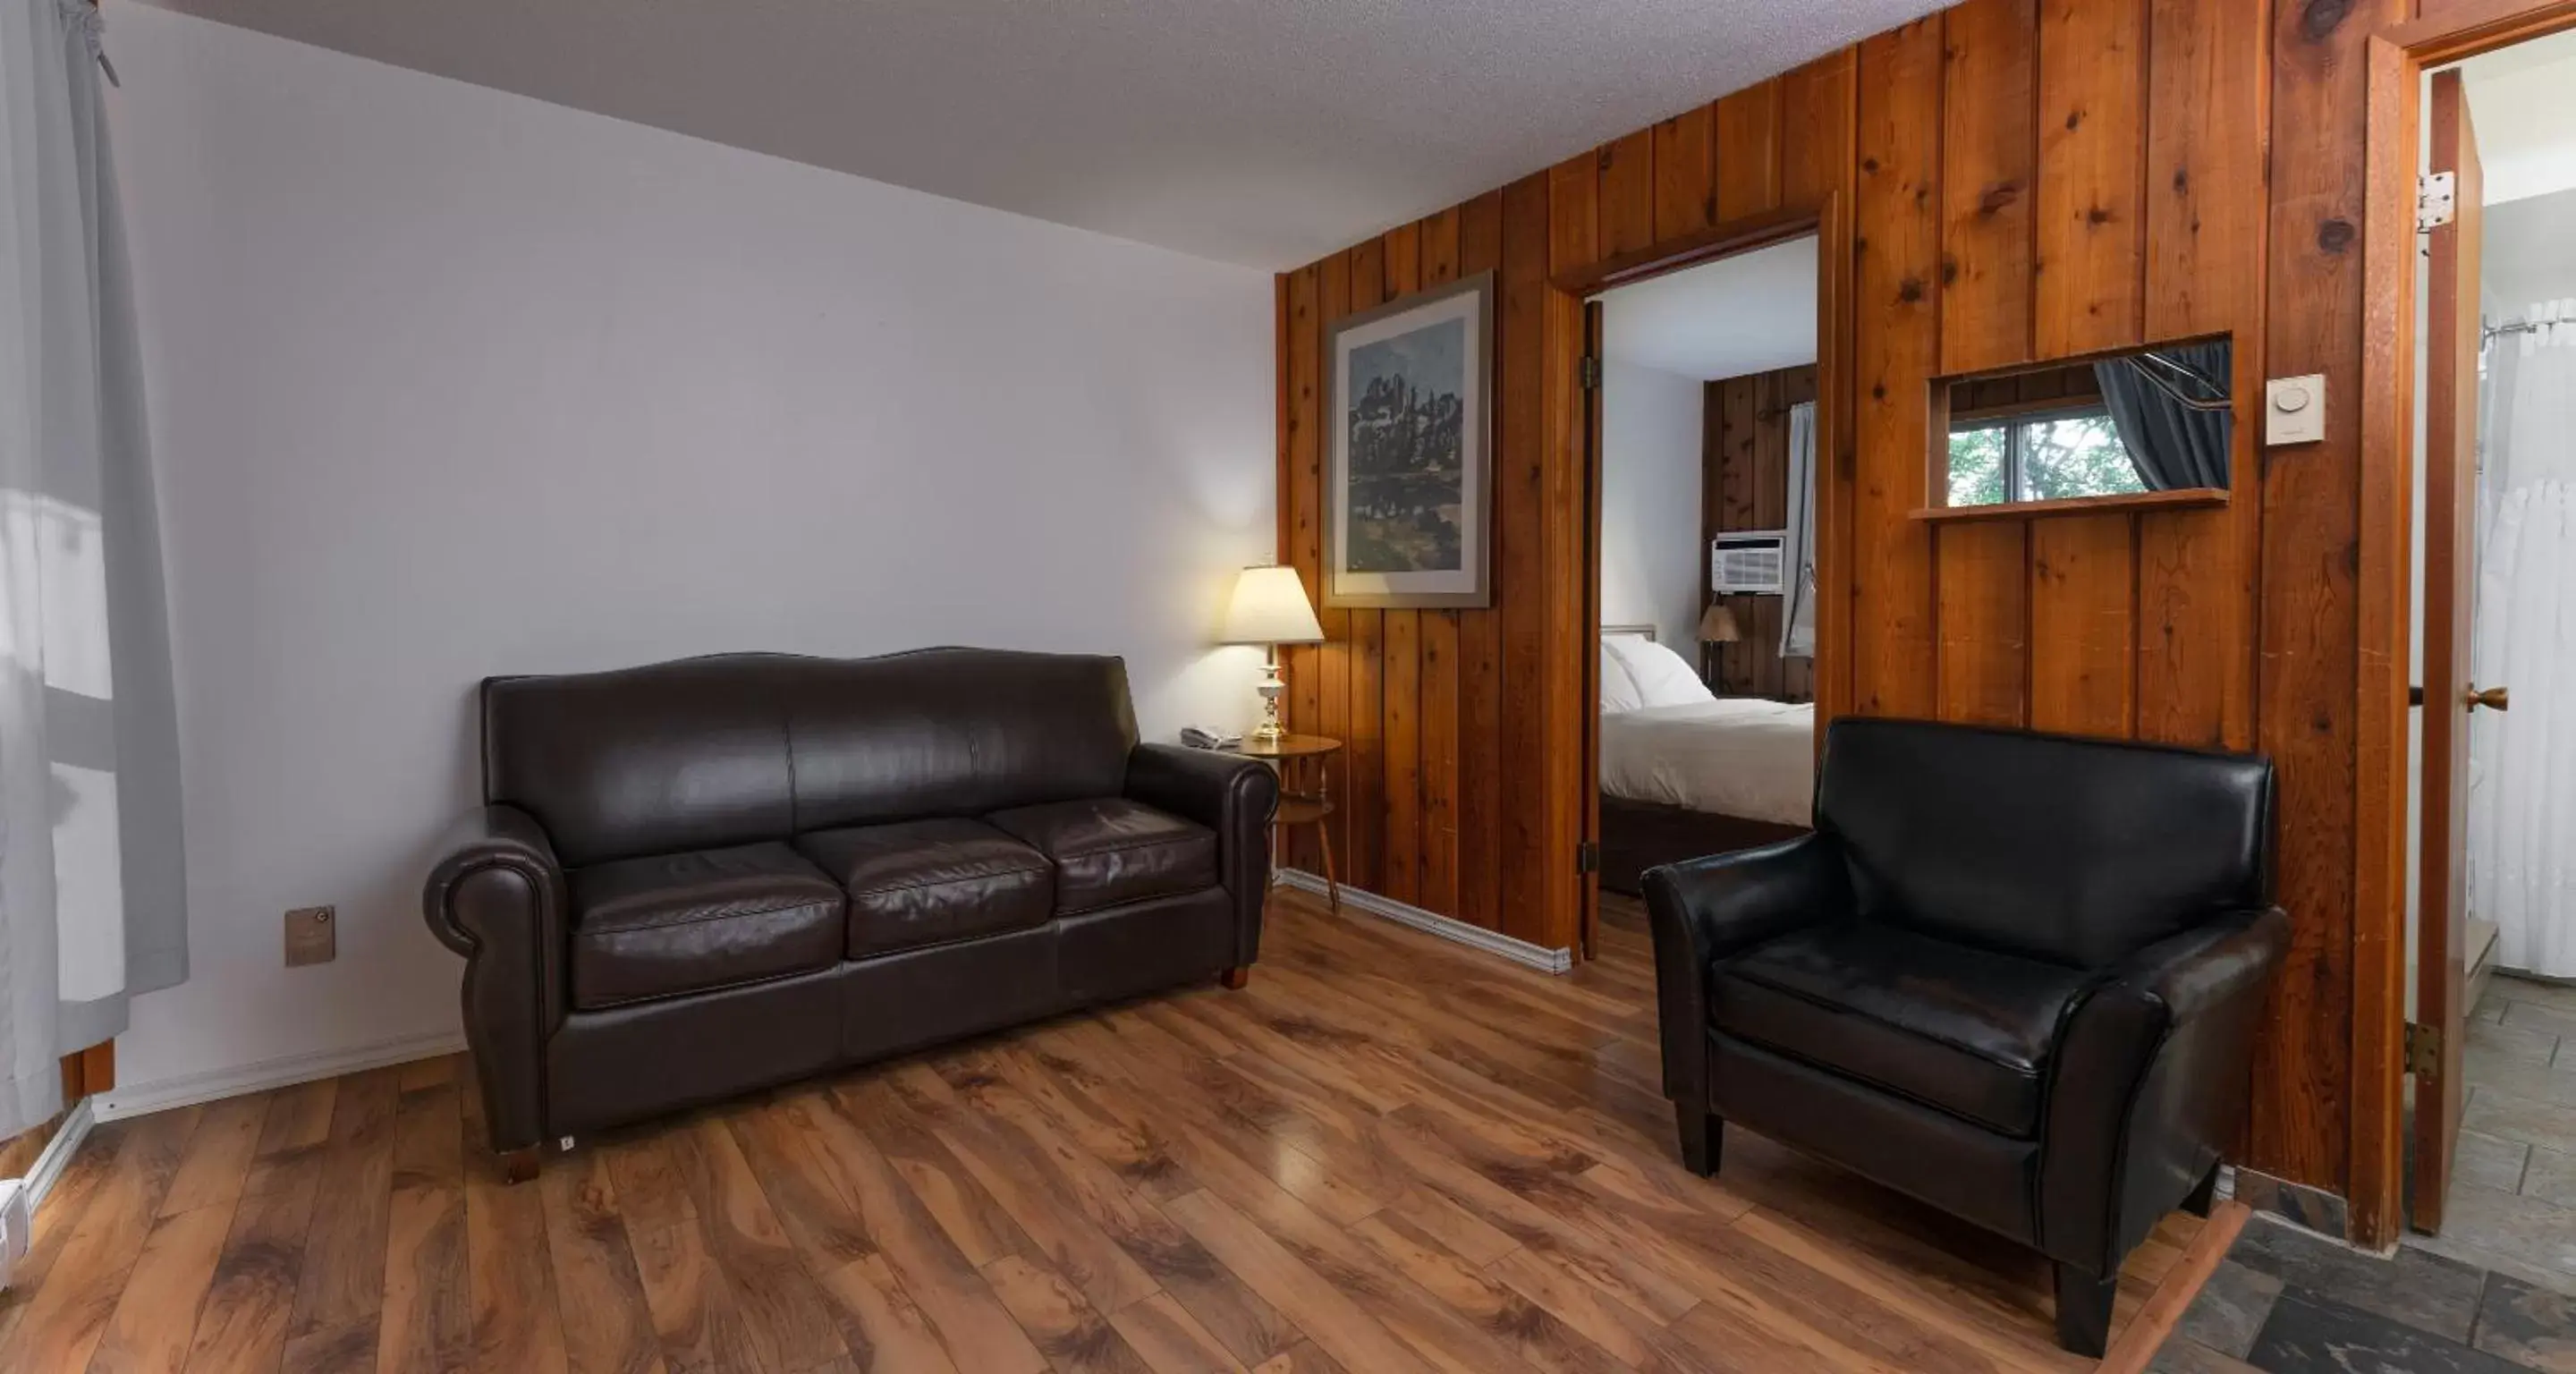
[[1277, 0, 2411, 1225], [1276, 51, 1858, 957], [1704, 364, 1818, 702]]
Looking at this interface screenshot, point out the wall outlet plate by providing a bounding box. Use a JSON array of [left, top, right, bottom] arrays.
[[2266, 374, 2326, 445], [284, 906, 336, 966]]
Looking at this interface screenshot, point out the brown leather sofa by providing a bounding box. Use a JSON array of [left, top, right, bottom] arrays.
[[422, 649, 1277, 1178], [1645, 718, 2289, 1356]]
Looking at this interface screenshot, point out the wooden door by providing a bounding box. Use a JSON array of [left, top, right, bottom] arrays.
[[1578, 300, 1606, 960], [2413, 69, 2484, 1236]]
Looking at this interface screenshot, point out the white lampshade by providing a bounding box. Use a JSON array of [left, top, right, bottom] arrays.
[[1219, 565, 1325, 646]]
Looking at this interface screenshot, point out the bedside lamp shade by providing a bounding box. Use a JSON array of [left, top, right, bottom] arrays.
[[1221, 566, 1325, 646], [1698, 603, 1743, 644]]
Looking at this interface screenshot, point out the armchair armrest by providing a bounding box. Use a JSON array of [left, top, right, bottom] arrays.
[[1125, 743, 1280, 965], [421, 802, 570, 1156], [1640, 833, 1852, 1103], [2038, 906, 2290, 1274]]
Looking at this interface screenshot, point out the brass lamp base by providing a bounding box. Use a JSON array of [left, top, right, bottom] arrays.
[[1252, 649, 1288, 744]]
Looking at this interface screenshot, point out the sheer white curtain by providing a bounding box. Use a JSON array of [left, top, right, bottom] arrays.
[[0, 0, 186, 1141], [2470, 301, 2576, 978], [1780, 401, 1817, 657]]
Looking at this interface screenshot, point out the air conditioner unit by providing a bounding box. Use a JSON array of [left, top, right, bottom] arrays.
[[1711, 530, 1789, 595]]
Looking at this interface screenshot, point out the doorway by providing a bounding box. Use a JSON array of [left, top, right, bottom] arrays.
[[1569, 230, 1829, 951], [2384, 8, 2576, 1264]]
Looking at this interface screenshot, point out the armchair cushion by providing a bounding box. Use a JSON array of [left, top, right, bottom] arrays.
[[567, 842, 844, 1010], [1713, 924, 2092, 1136], [990, 798, 1216, 913], [796, 818, 1055, 957]]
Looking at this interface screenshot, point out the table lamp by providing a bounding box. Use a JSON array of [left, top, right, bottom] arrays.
[[1698, 602, 1741, 683], [1221, 565, 1326, 744]]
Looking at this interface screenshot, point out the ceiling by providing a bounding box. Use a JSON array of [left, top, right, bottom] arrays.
[[2460, 26, 2576, 205], [127, 0, 1945, 270], [1602, 236, 1818, 381]]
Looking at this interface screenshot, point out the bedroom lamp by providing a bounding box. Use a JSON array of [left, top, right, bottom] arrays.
[[1221, 564, 1325, 744], [1698, 603, 1742, 684]]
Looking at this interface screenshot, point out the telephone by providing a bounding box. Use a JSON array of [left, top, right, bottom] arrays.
[[1179, 725, 1242, 751]]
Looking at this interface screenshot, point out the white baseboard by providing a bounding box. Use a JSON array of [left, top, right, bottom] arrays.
[[93, 1029, 467, 1124], [1276, 869, 1574, 974], [25, 1096, 95, 1209]]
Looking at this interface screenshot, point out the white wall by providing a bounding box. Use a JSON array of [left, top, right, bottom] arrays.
[[104, 7, 1275, 1102], [1597, 360, 1704, 650]]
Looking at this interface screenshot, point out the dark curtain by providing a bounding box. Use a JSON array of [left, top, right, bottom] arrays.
[[2096, 341, 2232, 490]]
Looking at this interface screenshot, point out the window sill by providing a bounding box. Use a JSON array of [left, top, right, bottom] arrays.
[[1907, 488, 2229, 524]]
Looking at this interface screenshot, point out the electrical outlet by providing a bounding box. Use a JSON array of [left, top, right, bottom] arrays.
[[284, 906, 336, 966]]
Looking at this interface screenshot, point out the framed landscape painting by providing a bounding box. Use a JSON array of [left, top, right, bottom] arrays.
[[1325, 271, 1493, 608]]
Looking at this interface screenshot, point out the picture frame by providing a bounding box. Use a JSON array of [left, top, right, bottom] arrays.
[[1323, 270, 1494, 609]]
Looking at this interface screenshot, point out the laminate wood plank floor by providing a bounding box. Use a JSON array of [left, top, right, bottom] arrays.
[[0, 888, 2233, 1373]]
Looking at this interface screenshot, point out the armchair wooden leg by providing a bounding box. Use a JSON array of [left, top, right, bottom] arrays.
[[1220, 966, 1250, 990], [1674, 1105, 1722, 1178], [2181, 1161, 2221, 1218], [500, 1147, 541, 1185], [2053, 1263, 2117, 1358]]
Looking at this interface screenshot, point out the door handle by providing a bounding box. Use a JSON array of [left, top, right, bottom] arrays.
[[2465, 684, 2510, 712]]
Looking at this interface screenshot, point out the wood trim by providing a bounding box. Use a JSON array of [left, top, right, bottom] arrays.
[[1548, 204, 1820, 297], [1909, 488, 2227, 523], [2384, 0, 2576, 61]]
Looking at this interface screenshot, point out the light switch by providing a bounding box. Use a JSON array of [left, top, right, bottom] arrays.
[[2267, 374, 2326, 445]]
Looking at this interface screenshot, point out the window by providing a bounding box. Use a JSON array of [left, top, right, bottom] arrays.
[[1946, 408, 2144, 507]]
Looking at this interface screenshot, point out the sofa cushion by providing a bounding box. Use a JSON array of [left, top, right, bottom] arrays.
[[987, 798, 1216, 914], [567, 842, 845, 1010], [1709, 923, 2094, 1137], [796, 818, 1055, 958]]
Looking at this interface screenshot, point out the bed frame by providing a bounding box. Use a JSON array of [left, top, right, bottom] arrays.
[[1597, 623, 1809, 897]]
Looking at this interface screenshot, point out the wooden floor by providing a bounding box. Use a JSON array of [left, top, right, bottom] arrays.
[[0, 888, 2238, 1373]]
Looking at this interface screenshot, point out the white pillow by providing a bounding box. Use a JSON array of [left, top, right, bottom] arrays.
[[1598, 640, 1646, 714], [1606, 634, 1716, 708]]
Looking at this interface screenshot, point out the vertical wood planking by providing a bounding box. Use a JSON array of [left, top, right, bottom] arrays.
[[1343, 239, 1387, 897], [2253, 0, 2401, 1194], [1378, 225, 1424, 908], [2034, 0, 2148, 357], [1455, 191, 1506, 930], [1783, 49, 1859, 725], [1598, 131, 1654, 259], [1939, 0, 2040, 376], [1541, 152, 1599, 953], [1714, 84, 1784, 221], [1315, 253, 1354, 879], [1850, 21, 1944, 717], [1935, 522, 2030, 725], [1781, 50, 1857, 211], [2029, 513, 2138, 735], [1495, 170, 1552, 944], [1652, 105, 1717, 242], [1418, 208, 1464, 920], [1281, 266, 1324, 870], [1716, 377, 1759, 695]]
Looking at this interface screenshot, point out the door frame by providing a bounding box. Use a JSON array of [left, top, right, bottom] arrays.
[[1548, 194, 1850, 956], [2355, 0, 2576, 1248]]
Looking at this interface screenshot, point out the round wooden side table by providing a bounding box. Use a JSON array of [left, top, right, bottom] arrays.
[[1230, 734, 1343, 911]]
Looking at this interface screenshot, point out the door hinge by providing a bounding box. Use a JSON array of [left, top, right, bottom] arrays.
[[2405, 1022, 2443, 1078], [2418, 171, 2457, 233], [1577, 841, 1600, 875], [1580, 355, 1603, 390]]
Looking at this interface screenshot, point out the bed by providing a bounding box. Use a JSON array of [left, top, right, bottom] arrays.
[[1597, 628, 1814, 896]]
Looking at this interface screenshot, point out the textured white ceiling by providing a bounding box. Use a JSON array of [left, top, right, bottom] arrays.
[[126, 0, 1945, 269], [1604, 236, 1818, 382]]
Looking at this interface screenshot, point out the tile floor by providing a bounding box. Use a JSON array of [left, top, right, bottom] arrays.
[[2152, 973, 2576, 1372]]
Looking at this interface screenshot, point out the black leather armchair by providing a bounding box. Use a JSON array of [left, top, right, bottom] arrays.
[[1644, 718, 2289, 1356]]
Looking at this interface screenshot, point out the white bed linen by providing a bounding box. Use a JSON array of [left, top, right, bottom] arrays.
[[1598, 698, 1816, 826]]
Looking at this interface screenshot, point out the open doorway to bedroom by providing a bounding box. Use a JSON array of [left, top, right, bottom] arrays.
[[1584, 233, 1821, 912]]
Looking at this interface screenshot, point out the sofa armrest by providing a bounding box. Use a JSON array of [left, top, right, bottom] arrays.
[[2038, 906, 2290, 1274], [1125, 744, 1280, 964], [1640, 833, 1852, 1104], [421, 802, 570, 1155]]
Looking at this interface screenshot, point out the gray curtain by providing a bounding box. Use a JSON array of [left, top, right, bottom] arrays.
[[0, 0, 187, 1141], [2096, 341, 2232, 491]]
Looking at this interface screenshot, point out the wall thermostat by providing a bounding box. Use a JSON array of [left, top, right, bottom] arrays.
[[2266, 375, 2326, 445]]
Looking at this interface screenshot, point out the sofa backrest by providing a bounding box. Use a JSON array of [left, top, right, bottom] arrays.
[[1813, 717, 2275, 969], [482, 649, 1138, 868]]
